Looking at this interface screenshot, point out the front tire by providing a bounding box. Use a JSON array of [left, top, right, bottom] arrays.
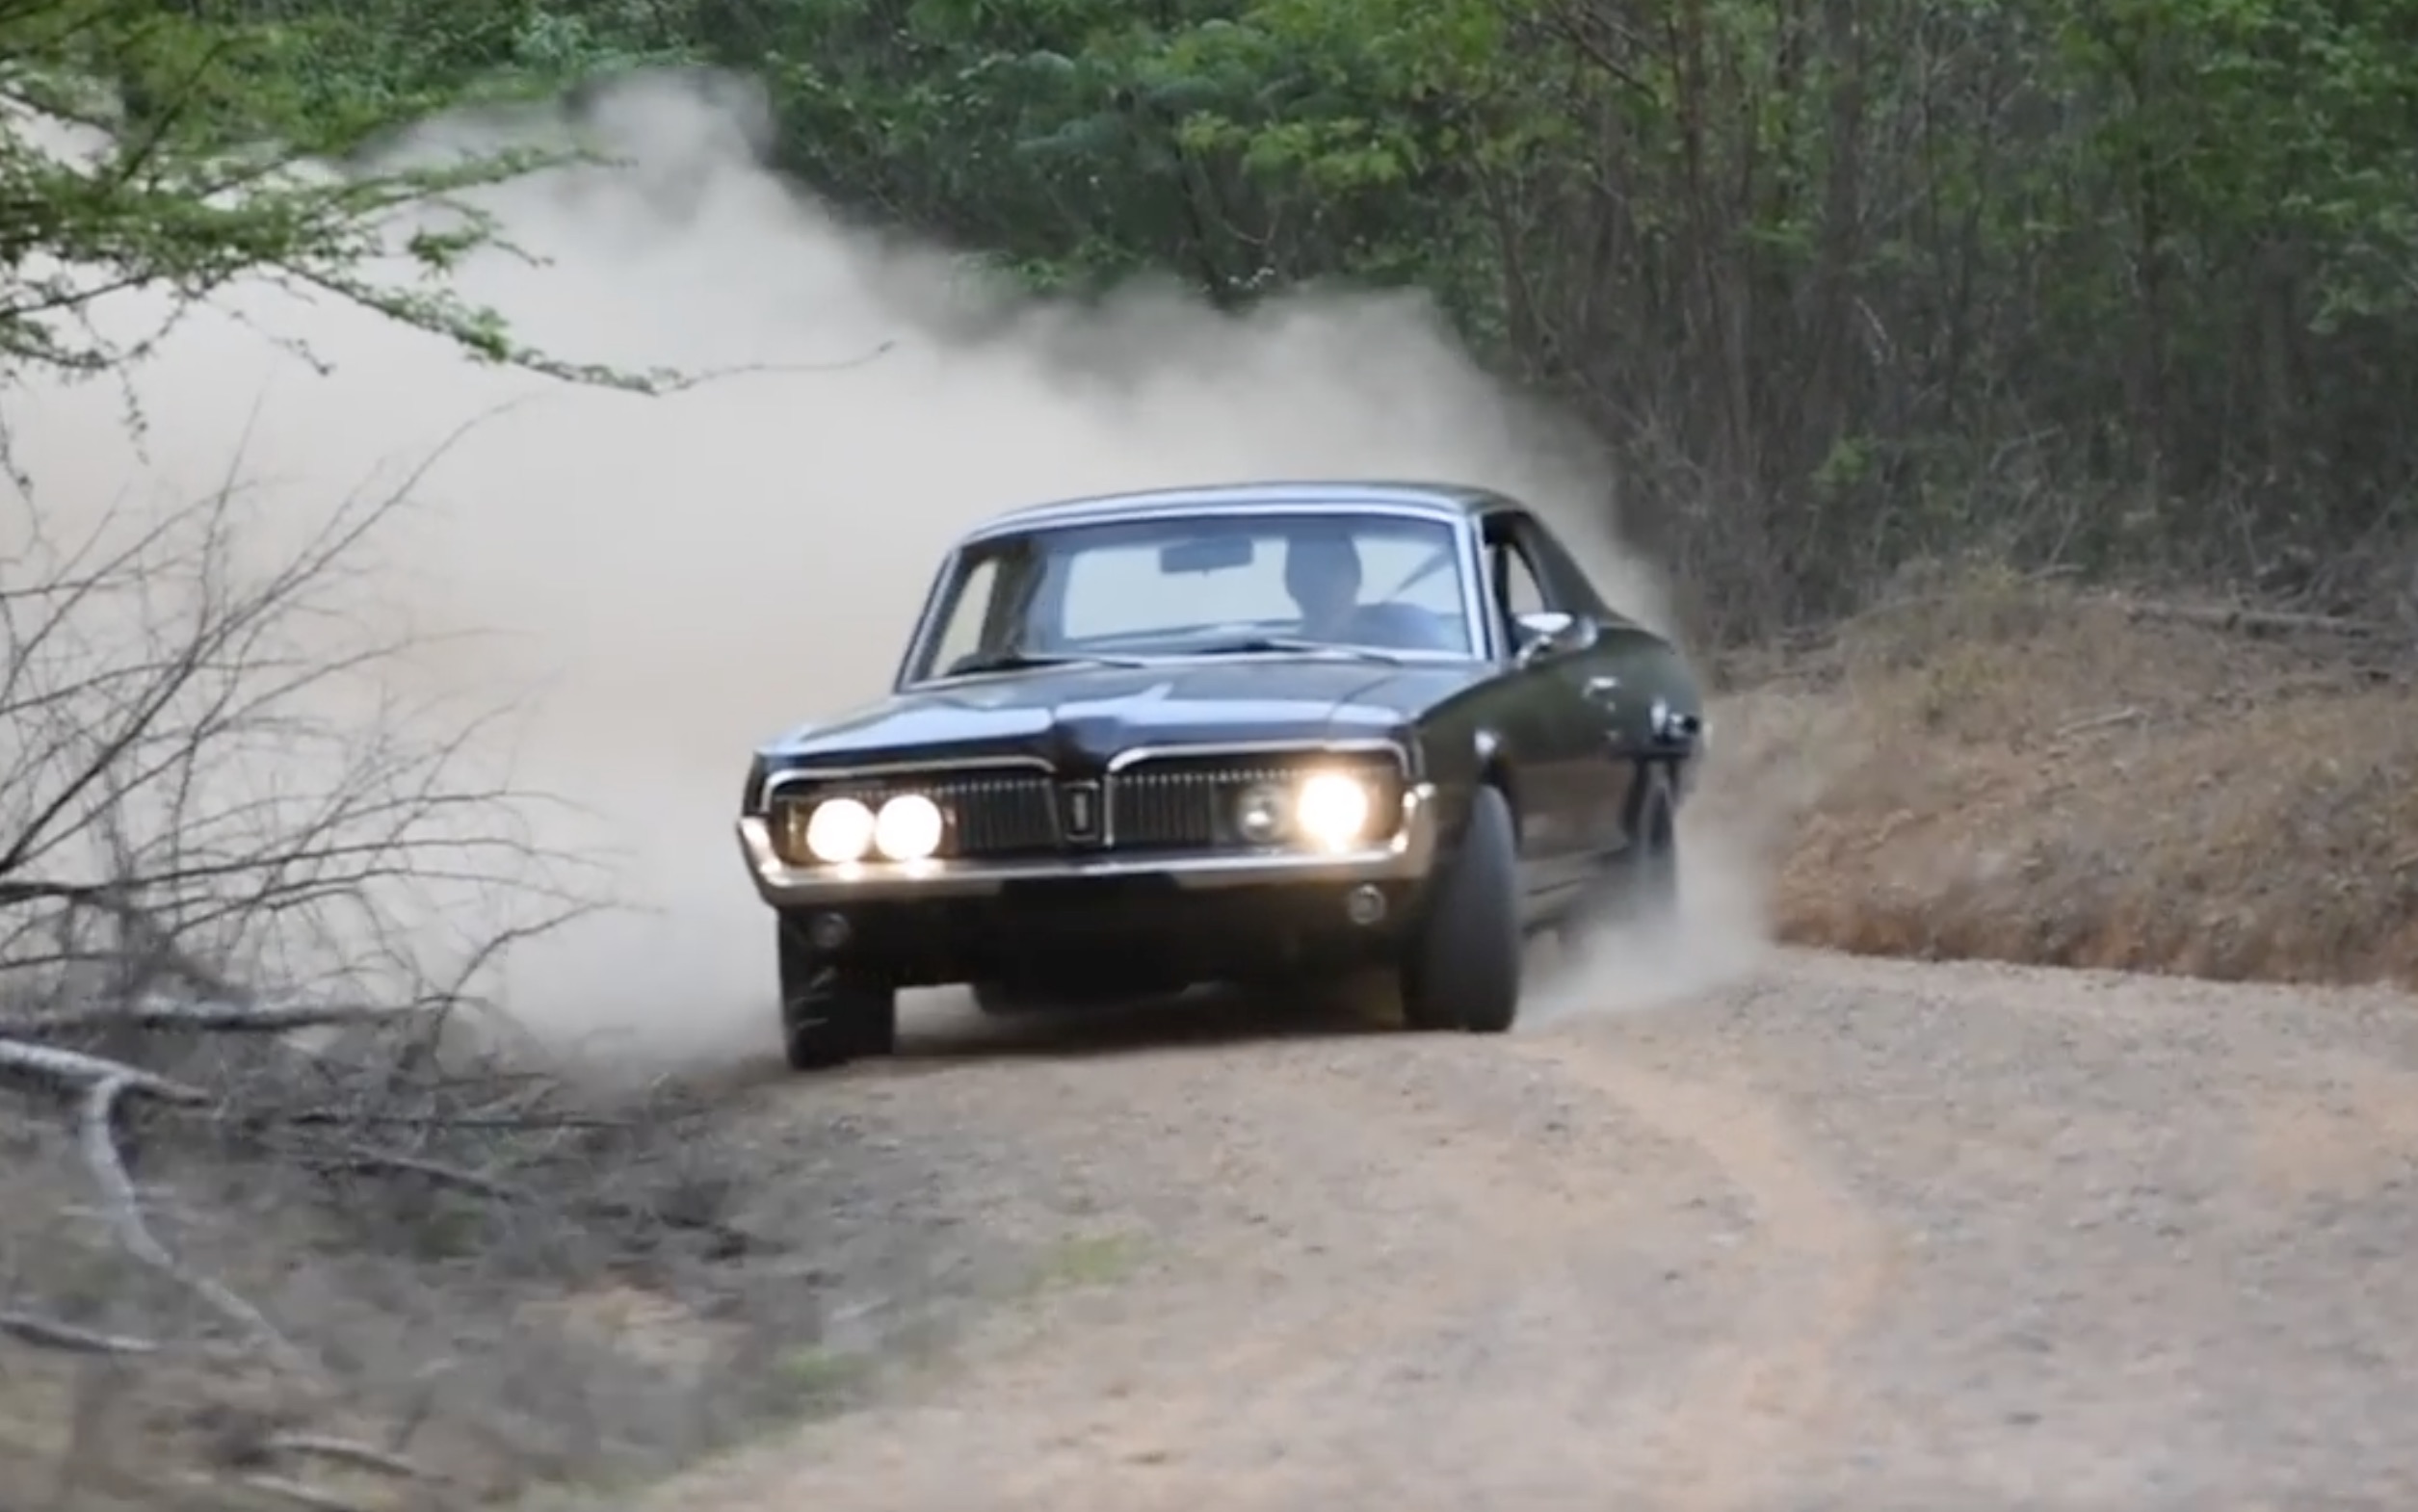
[[1399, 784, 1523, 1034], [776, 922, 897, 1071]]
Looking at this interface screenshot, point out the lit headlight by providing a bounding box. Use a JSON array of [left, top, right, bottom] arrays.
[[873, 793, 945, 861], [802, 796, 876, 864], [1295, 771, 1373, 850]]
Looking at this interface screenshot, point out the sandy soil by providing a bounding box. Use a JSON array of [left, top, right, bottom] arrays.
[[620, 947, 2418, 1512]]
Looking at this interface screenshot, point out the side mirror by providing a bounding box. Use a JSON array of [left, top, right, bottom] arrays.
[[1512, 609, 1593, 663]]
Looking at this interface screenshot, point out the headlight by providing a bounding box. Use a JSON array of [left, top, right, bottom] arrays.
[[873, 793, 944, 861], [1295, 771, 1373, 850], [802, 796, 877, 863], [1234, 781, 1290, 845]]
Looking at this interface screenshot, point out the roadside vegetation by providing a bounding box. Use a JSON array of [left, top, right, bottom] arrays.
[[2, 0, 2414, 1502], [1708, 569, 2418, 986]]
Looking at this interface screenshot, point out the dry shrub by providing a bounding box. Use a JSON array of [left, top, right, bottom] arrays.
[[1722, 565, 2418, 984], [0, 464, 972, 1509], [0, 1026, 867, 1511]]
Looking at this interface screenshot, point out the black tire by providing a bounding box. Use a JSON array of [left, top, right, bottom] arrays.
[[1399, 784, 1523, 1034], [776, 922, 897, 1071], [1608, 764, 1681, 927], [969, 980, 1034, 1016]]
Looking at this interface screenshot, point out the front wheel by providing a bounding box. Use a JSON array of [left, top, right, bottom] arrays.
[[776, 922, 897, 1071], [1399, 784, 1523, 1034]]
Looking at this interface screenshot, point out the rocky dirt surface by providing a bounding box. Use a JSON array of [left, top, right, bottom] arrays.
[[650, 946, 2418, 1512]]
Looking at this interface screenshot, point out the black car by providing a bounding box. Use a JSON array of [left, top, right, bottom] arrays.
[[735, 481, 1706, 1069]]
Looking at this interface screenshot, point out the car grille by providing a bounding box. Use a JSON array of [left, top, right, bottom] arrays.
[[764, 748, 1407, 863], [764, 770, 1058, 862], [1108, 751, 1406, 851], [930, 773, 1061, 855]]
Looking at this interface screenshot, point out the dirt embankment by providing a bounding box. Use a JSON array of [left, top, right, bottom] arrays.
[[1715, 570, 2418, 988]]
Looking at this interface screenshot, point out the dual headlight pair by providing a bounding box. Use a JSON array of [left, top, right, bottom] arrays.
[[788, 792, 945, 865]]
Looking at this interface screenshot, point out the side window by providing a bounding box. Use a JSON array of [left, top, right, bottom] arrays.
[[1518, 518, 1616, 622], [1486, 528, 1548, 655], [927, 556, 1001, 673], [1497, 544, 1546, 617]]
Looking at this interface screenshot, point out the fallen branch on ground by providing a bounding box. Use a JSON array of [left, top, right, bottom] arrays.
[[0, 1308, 161, 1355], [262, 1431, 426, 1479], [2116, 598, 2396, 639], [10, 992, 439, 1037], [275, 1108, 629, 1132], [189, 1473, 376, 1512], [305, 1144, 529, 1201], [73, 1063, 321, 1375], [0, 1033, 320, 1373], [2052, 706, 2145, 739], [0, 1036, 207, 1103]]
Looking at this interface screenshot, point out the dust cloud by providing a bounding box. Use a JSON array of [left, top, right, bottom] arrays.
[[5, 70, 1763, 1069]]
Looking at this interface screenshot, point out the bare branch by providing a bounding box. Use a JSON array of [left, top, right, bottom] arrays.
[[13, 991, 437, 1036], [0, 1035, 205, 1102], [76, 1070, 319, 1373], [209, 1474, 375, 1512], [261, 1432, 425, 1480], [2116, 597, 2396, 639], [0, 1308, 160, 1355], [307, 1144, 526, 1202]]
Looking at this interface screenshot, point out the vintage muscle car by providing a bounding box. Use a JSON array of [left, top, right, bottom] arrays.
[[735, 481, 1705, 1070]]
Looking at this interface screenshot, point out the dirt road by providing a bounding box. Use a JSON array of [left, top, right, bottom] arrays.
[[658, 946, 2418, 1512]]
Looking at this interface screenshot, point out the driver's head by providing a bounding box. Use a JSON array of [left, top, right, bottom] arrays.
[[1283, 532, 1362, 626]]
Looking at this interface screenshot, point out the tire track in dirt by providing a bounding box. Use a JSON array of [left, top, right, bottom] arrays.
[[675, 999, 1765, 1511], [1058, 1038, 1696, 1480], [1510, 1026, 1899, 1510], [663, 952, 2418, 1512]]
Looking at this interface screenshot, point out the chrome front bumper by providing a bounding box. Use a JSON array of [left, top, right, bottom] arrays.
[[737, 782, 1442, 907]]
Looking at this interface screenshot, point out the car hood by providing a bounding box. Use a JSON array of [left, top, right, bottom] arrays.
[[761, 657, 1483, 771]]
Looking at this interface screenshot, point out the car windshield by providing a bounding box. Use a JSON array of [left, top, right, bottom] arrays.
[[907, 509, 1478, 680]]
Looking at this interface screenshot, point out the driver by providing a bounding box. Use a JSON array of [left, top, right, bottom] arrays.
[[1282, 531, 1363, 639]]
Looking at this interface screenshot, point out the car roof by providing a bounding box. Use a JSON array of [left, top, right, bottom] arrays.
[[956, 480, 1512, 543]]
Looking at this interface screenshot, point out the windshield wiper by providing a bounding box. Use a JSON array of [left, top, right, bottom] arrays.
[[943, 650, 1147, 676], [1188, 635, 1404, 663]]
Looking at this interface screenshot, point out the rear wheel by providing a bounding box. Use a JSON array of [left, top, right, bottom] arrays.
[[1607, 764, 1680, 926], [776, 921, 897, 1071], [1561, 763, 1681, 947], [1399, 784, 1523, 1034]]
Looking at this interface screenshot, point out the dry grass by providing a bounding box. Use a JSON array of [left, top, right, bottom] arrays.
[[1714, 567, 2418, 985]]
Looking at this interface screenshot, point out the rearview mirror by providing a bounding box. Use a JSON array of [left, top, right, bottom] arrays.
[[1513, 609, 1593, 662], [1160, 535, 1254, 574]]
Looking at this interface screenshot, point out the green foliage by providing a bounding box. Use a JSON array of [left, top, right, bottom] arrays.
[[9, 0, 2418, 628], [0, 0, 676, 382]]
